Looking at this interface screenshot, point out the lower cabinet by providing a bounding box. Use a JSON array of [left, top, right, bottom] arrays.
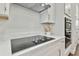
[[19, 38, 65, 56]]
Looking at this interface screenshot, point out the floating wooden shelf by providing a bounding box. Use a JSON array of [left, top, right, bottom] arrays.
[[0, 16, 8, 20], [41, 22, 55, 24], [41, 20, 55, 24]]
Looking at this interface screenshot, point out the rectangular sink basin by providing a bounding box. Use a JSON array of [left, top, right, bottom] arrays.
[[11, 35, 55, 54]]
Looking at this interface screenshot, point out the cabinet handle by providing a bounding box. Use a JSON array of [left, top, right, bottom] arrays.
[[4, 4, 6, 12], [4, 7, 6, 12]]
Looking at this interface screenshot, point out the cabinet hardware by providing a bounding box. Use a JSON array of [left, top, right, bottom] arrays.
[[4, 7, 6, 12]]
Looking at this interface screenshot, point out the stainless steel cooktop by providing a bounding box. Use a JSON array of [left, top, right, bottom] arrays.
[[11, 35, 55, 54]]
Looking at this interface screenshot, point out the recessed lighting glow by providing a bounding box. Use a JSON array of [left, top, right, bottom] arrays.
[[41, 3, 45, 6]]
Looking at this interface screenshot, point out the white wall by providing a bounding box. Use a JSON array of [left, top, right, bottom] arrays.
[[8, 4, 42, 34]]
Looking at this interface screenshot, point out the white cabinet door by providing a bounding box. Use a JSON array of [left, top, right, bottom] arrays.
[[4, 3, 10, 16], [40, 4, 55, 23], [44, 43, 61, 56], [59, 39, 65, 56], [0, 3, 5, 15], [20, 43, 61, 56], [0, 3, 10, 16], [40, 10, 48, 22]]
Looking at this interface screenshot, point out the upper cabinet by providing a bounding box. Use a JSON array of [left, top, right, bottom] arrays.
[[40, 4, 55, 24], [0, 3, 10, 20], [65, 3, 71, 17]]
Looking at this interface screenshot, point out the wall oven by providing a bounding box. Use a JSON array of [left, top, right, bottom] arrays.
[[65, 17, 72, 48], [65, 17, 71, 31]]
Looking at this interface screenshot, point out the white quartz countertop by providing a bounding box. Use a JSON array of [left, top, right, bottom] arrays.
[[10, 32, 65, 56]]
